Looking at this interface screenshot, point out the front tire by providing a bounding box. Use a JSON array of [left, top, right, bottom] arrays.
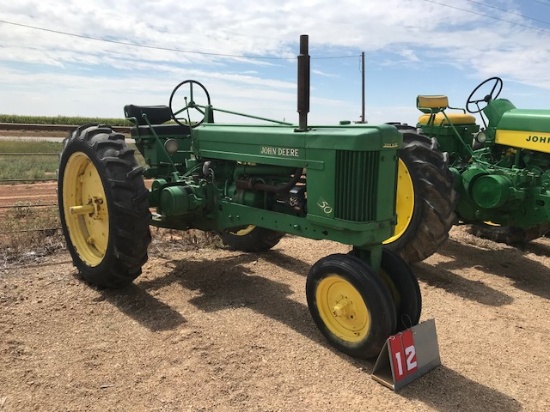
[[379, 248, 422, 332], [306, 254, 396, 359], [385, 131, 458, 263], [58, 124, 152, 288]]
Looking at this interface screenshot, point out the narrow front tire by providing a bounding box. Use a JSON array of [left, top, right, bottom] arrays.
[[306, 254, 397, 359]]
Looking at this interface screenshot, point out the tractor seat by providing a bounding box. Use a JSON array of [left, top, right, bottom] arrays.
[[418, 112, 476, 126], [124, 104, 191, 137], [416, 95, 476, 125], [417, 95, 449, 112], [124, 104, 173, 125]]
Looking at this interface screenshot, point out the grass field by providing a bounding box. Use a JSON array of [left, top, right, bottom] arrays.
[[0, 114, 132, 126], [0, 139, 145, 182], [0, 140, 62, 181]]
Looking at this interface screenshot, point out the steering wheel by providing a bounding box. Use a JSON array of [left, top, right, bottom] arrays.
[[169, 80, 211, 127], [466, 77, 503, 113]]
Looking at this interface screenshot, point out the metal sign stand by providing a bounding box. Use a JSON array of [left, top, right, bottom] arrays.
[[372, 319, 441, 391]]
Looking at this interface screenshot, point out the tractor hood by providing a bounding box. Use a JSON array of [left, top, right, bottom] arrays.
[[193, 123, 401, 168], [498, 108, 550, 134], [495, 108, 550, 153]]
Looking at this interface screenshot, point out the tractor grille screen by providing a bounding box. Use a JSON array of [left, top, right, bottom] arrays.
[[335, 150, 379, 222]]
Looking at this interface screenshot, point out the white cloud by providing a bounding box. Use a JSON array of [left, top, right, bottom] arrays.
[[1, 0, 550, 124]]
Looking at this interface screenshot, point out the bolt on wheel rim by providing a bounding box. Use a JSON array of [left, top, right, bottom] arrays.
[[316, 275, 370, 342]]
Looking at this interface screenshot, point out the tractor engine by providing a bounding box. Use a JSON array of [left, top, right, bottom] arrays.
[[132, 117, 400, 246], [455, 162, 550, 226]]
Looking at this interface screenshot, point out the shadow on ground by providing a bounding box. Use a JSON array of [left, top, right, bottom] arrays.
[[416, 238, 550, 301]]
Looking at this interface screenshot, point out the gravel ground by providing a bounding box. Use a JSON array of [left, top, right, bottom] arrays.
[[1, 226, 549, 411]]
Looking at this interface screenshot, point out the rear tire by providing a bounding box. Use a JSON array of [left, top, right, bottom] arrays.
[[470, 223, 550, 246], [58, 124, 152, 288], [219, 225, 284, 252], [385, 131, 458, 263]]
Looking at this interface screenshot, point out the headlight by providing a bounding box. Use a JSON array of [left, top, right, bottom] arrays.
[[164, 139, 178, 154], [475, 131, 487, 143]]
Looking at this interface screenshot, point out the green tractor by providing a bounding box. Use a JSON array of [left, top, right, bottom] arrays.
[[386, 76, 550, 262], [57, 36, 421, 360]]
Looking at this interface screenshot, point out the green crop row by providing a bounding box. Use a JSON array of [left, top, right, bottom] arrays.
[[0, 114, 132, 127]]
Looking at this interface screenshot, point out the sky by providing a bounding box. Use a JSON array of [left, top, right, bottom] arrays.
[[1, 0, 550, 126]]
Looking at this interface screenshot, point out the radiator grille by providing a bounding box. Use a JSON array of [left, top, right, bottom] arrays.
[[335, 150, 379, 222]]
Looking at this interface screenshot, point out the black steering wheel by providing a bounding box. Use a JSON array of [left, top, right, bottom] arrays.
[[169, 80, 211, 127], [466, 77, 503, 113]]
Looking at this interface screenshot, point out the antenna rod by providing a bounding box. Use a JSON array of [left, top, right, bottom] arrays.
[[297, 34, 310, 132]]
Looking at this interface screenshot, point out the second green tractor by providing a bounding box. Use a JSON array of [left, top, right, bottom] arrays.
[[387, 76, 550, 263]]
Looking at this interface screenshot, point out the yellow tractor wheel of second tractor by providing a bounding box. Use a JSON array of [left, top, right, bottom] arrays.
[[384, 158, 414, 244]]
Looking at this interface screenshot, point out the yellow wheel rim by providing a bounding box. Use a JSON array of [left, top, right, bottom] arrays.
[[384, 158, 414, 244], [231, 225, 255, 236], [316, 275, 370, 343], [63, 152, 109, 267]]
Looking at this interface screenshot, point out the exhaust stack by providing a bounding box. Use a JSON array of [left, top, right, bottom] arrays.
[[296, 34, 310, 132]]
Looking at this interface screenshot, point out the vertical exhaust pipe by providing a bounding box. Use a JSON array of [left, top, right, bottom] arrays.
[[296, 34, 310, 132]]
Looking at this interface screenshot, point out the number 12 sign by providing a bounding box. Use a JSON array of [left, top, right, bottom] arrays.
[[372, 319, 440, 391]]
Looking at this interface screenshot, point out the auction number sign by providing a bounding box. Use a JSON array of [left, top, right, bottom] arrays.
[[389, 329, 418, 381], [372, 319, 440, 391]]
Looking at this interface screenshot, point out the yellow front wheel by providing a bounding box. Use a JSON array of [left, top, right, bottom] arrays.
[[58, 125, 152, 288], [306, 254, 396, 359]]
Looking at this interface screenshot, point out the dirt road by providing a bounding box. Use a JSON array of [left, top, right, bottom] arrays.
[[0, 182, 57, 208], [0, 226, 549, 411]]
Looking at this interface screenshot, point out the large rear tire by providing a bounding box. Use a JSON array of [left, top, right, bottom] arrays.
[[384, 131, 458, 263], [58, 124, 152, 288], [470, 223, 550, 246]]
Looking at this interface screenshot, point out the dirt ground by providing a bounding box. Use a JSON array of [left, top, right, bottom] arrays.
[[0, 225, 549, 412]]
